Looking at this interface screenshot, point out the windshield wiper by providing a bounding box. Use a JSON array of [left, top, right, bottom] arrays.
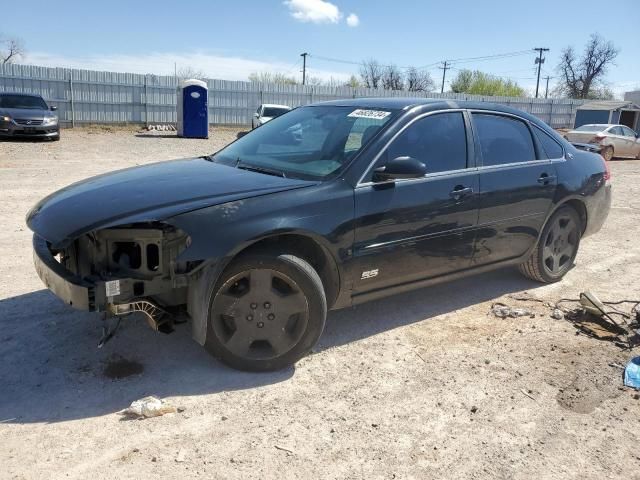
[[236, 160, 286, 178]]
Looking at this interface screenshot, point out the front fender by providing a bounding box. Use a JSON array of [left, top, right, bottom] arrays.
[[167, 181, 356, 344]]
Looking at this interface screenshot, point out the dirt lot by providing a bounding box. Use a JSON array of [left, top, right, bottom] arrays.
[[1, 127, 639, 480]]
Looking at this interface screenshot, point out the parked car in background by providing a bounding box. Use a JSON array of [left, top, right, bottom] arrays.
[[0, 93, 60, 141], [564, 124, 640, 161], [28, 99, 612, 372], [252, 104, 291, 129]]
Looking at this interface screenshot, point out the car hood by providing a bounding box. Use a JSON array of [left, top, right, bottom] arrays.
[[26, 157, 314, 247], [0, 107, 53, 119]]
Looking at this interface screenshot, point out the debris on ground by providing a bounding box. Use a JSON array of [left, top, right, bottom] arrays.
[[555, 292, 640, 348], [624, 357, 640, 389], [119, 396, 177, 419], [175, 449, 187, 463], [491, 303, 534, 319], [146, 124, 176, 132], [551, 309, 565, 320]]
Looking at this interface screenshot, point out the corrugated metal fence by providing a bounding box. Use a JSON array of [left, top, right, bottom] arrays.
[[0, 63, 585, 128]]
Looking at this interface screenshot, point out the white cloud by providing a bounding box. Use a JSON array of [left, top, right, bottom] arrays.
[[24, 51, 352, 83], [283, 0, 342, 24], [346, 13, 359, 27]]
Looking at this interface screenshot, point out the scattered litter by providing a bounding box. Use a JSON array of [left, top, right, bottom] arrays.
[[624, 357, 640, 389], [491, 303, 534, 319], [146, 124, 176, 132], [520, 389, 537, 402], [175, 449, 187, 463], [274, 445, 295, 455], [551, 309, 564, 320], [556, 292, 640, 348], [609, 362, 625, 370], [119, 396, 177, 419]]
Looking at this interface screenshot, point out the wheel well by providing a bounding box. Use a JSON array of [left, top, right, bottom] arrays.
[[233, 234, 340, 308], [561, 199, 588, 234]]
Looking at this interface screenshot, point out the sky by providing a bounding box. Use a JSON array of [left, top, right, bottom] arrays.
[[2, 0, 639, 97]]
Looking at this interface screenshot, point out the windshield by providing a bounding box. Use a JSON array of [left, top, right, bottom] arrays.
[[263, 107, 290, 118], [213, 105, 397, 180], [575, 125, 606, 132], [0, 95, 48, 110]]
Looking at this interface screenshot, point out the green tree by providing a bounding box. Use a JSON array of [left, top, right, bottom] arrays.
[[450, 69, 525, 97]]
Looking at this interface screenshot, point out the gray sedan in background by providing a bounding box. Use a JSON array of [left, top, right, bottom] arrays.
[[0, 93, 60, 141], [564, 124, 639, 161]]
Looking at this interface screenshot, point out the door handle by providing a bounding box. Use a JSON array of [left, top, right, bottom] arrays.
[[449, 186, 473, 200], [537, 173, 557, 184]]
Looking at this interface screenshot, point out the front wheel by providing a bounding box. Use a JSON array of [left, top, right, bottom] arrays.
[[518, 205, 582, 283], [205, 252, 327, 371]]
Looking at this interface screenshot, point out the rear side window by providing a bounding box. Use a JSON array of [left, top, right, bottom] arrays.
[[533, 126, 564, 159], [609, 126, 624, 136], [385, 112, 467, 174], [473, 114, 536, 166]]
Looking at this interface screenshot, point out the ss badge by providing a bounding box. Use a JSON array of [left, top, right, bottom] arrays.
[[361, 269, 379, 280]]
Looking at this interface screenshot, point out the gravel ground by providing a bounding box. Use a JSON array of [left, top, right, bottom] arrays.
[[1, 127, 639, 480]]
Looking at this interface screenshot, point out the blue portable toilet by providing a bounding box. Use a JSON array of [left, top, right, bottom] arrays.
[[177, 79, 209, 138]]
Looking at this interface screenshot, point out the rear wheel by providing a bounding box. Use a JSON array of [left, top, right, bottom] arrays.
[[601, 145, 613, 161], [518, 205, 582, 283], [205, 252, 326, 371]]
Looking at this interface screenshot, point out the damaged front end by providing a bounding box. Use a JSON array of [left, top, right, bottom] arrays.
[[33, 222, 199, 332]]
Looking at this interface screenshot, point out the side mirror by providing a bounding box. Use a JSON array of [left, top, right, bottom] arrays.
[[253, 112, 259, 118], [372, 156, 427, 182], [50, 106, 57, 111]]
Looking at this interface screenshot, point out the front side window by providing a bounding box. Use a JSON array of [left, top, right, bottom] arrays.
[[533, 125, 564, 159], [213, 105, 397, 180], [383, 112, 468, 174], [622, 126, 637, 137], [473, 113, 536, 166]]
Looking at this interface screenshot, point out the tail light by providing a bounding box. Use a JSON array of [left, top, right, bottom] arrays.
[[595, 134, 606, 144]]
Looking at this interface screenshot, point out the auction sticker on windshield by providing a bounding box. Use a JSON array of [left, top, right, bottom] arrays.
[[348, 109, 391, 120]]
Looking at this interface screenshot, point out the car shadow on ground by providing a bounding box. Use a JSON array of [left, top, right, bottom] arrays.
[[0, 268, 537, 424]]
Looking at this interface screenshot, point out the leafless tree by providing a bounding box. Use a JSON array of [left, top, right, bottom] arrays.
[[359, 59, 383, 89], [405, 67, 435, 92], [176, 66, 207, 81], [382, 64, 404, 90], [0, 35, 25, 65], [248, 71, 298, 85], [557, 34, 619, 99]]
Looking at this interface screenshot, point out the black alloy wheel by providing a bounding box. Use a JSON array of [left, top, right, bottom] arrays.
[[205, 253, 326, 371]]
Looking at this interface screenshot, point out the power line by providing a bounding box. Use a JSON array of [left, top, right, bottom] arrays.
[[309, 49, 537, 73]]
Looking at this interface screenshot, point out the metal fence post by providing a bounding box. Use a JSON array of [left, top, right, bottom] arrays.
[[69, 73, 75, 128], [144, 75, 149, 127], [548, 100, 554, 127]]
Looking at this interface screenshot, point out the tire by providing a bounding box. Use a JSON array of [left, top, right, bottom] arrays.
[[518, 205, 582, 283], [205, 252, 326, 371], [601, 145, 613, 161]]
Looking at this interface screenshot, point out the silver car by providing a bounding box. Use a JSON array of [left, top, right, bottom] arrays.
[[565, 124, 640, 161], [251, 104, 291, 129]]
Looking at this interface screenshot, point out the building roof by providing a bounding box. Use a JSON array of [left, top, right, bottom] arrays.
[[577, 100, 640, 111]]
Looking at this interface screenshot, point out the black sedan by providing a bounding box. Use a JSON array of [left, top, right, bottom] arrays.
[[0, 92, 60, 140], [26, 98, 611, 371]]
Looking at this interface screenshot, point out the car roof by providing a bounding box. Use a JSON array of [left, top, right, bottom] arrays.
[[261, 104, 290, 109], [311, 97, 536, 116], [0, 92, 45, 98]]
